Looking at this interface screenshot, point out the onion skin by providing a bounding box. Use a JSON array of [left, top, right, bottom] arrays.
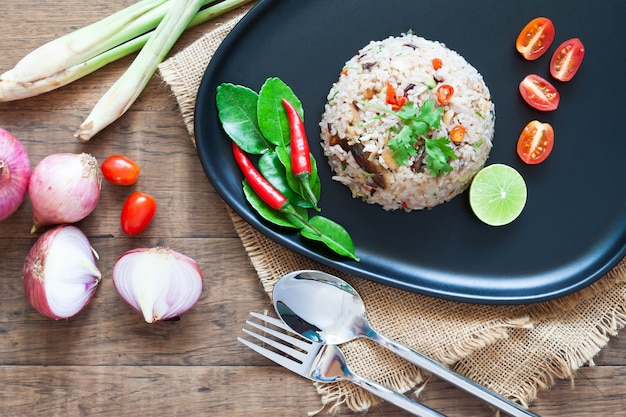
[[0, 128, 31, 221], [23, 224, 101, 320], [29, 153, 101, 232], [113, 247, 204, 323]]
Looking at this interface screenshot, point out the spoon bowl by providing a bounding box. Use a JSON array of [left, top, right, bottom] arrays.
[[272, 270, 537, 417], [273, 270, 369, 345]]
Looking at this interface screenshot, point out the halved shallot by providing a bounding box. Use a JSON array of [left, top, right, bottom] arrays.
[[113, 247, 204, 323], [23, 225, 102, 319]]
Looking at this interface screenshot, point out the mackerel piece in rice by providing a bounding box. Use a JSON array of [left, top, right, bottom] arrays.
[[320, 34, 495, 211]]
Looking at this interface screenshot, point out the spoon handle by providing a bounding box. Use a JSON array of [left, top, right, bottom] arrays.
[[349, 372, 446, 417], [368, 331, 537, 417]]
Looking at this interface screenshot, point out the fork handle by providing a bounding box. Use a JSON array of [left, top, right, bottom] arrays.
[[367, 331, 537, 417], [348, 373, 445, 417]]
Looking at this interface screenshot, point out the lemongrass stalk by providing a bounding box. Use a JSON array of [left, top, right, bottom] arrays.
[[0, 0, 252, 102], [7, 0, 172, 83], [75, 0, 205, 141]]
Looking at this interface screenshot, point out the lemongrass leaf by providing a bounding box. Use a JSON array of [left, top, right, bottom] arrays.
[[0, 0, 252, 102], [9, 0, 171, 83], [75, 0, 206, 141]]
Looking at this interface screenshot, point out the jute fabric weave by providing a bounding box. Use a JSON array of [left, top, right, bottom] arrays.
[[158, 9, 626, 414]]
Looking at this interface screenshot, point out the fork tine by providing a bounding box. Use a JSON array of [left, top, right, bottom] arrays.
[[237, 336, 306, 375], [240, 326, 309, 363], [249, 312, 289, 330], [245, 315, 312, 351]]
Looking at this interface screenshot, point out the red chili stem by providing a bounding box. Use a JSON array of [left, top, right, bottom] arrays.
[[232, 142, 288, 211], [282, 98, 311, 175]]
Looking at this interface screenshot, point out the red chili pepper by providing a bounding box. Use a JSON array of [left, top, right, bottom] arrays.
[[449, 125, 466, 143], [232, 142, 288, 211], [436, 84, 454, 105], [432, 58, 443, 70], [385, 83, 408, 111], [282, 98, 311, 176], [282, 98, 318, 208], [385, 83, 397, 105]]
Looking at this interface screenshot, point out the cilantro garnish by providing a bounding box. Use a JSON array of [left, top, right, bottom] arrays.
[[360, 98, 458, 176], [425, 136, 458, 176]]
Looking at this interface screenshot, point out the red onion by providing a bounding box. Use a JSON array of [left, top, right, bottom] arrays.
[[0, 128, 31, 221], [29, 153, 101, 232], [113, 247, 204, 323], [23, 224, 101, 320]]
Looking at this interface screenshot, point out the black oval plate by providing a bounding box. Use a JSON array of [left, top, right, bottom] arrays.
[[195, 0, 626, 304]]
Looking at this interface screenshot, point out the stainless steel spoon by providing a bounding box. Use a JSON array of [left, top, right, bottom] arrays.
[[272, 270, 537, 417]]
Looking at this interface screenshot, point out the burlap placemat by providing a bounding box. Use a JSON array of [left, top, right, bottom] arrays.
[[158, 8, 626, 414]]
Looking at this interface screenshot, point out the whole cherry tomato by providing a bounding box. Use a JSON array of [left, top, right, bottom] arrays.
[[550, 38, 585, 82], [515, 17, 555, 60], [121, 192, 156, 235], [519, 74, 560, 111], [517, 120, 554, 164], [101, 155, 140, 185]]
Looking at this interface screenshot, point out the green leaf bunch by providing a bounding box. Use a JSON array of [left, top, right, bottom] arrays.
[[216, 77, 359, 262]]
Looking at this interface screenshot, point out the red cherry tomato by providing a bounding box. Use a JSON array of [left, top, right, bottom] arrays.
[[550, 38, 585, 82], [515, 17, 555, 60], [519, 74, 560, 111], [101, 155, 140, 185], [121, 192, 156, 235], [517, 120, 554, 164]]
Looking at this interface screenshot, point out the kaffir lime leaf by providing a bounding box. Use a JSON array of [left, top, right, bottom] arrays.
[[469, 164, 527, 226]]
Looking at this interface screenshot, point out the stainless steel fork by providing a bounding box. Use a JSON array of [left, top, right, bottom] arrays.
[[238, 312, 445, 417]]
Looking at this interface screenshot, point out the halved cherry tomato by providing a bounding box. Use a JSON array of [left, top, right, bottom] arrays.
[[519, 74, 560, 111], [515, 17, 555, 60], [121, 192, 156, 235], [436, 84, 454, 104], [101, 155, 140, 185], [550, 38, 585, 82], [517, 120, 554, 164]]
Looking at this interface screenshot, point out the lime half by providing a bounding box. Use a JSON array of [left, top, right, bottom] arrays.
[[469, 164, 527, 226]]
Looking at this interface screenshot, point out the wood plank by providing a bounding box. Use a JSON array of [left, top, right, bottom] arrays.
[[1, 365, 625, 416]]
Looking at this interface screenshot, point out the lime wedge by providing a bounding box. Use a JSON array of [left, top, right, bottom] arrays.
[[469, 164, 527, 226]]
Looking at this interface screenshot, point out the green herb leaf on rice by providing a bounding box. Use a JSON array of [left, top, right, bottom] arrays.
[[364, 98, 456, 176], [216, 84, 269, 154], [425, 136, 458, 176], [388, 126, 418, 166]]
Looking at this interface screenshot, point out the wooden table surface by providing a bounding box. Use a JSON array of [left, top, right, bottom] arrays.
[[1, 1, 625, 416]]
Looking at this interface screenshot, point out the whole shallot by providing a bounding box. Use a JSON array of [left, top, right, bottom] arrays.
[[0, 128, 30, 221], [29, 152, 101, 232]]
